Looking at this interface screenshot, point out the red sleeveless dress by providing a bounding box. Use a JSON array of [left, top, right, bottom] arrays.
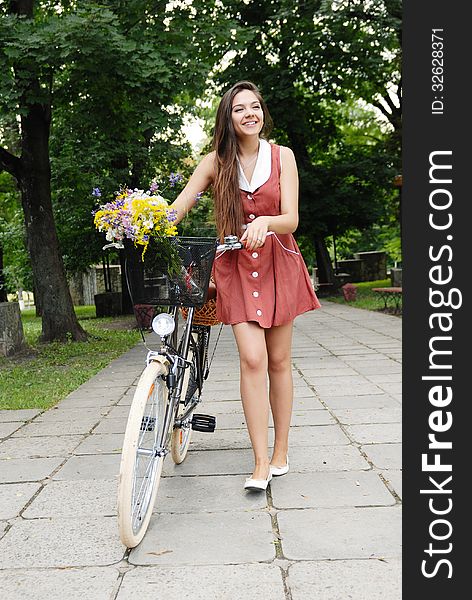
[[213, 143, 321, 328]]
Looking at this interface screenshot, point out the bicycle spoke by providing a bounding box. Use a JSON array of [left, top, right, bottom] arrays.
[[131, 450, 158, 526]]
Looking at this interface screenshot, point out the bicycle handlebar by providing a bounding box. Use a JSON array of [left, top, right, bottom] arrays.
[[103, 236, 243, 253], [216, 235, 243, 252]]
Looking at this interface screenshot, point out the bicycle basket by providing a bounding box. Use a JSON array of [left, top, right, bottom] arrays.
[[125, 237, 217, 307]]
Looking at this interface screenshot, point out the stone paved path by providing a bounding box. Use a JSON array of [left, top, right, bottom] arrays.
[[0, 301, 401, 599]]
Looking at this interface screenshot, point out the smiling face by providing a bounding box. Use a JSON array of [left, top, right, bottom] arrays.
[[231, 89, 264, 140]]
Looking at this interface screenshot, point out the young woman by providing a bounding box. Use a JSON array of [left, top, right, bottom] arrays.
[[170, 81, 321, 491]]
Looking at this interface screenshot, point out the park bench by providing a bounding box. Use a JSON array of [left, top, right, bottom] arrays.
[[372, 287, 403, 312]]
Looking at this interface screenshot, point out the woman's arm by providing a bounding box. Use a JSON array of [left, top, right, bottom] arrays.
[[169, 152, 215, 225], [241, 145, 299, 251]]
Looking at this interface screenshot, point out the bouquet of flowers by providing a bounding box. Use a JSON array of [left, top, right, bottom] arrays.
[[93, 177, 182, 275]]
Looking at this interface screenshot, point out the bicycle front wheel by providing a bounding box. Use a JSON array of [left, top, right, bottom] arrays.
[[171, 332, 198, 464], [117, 360, 168, 548]]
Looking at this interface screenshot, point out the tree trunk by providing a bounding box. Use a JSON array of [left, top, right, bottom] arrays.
[[0, 245, 8, 303], [314, 237, 335, 284], [18, 104, 87, 341], [4, 0, 87, 342], [33, 280, 42, 317]]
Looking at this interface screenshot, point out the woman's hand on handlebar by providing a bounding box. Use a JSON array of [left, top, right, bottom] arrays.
[[240, 216, 270, 252]]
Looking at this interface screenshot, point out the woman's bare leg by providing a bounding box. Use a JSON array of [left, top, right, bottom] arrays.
[[265, 321, 294, 467], [232, 322, 270, 480]]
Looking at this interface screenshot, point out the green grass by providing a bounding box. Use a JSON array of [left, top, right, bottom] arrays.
[[0, 306, 141, 411], [324, 279, 402, 313]]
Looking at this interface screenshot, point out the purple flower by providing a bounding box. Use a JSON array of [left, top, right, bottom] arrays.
[[169, 172, 184, 187], [194, 191, 203, 203], [149, 180, 159, 193], [167, 209, 178, 222], [92, 187, 101, 197]]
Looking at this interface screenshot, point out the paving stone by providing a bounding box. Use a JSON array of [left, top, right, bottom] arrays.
[[278, 507, 402, 560], [53, 454, 120, 481], [201, 381, 239, 393], [270, 471, 394, 509], [0, 409, 42, 422], [0, 517, 125, 568], [162, 449, 254, 477], [322, 394, 400, 410], [23, 479, 117, 518], [362, 444, 402, 470], [334, 407, 402, 425], [187, 428, 253, 450], [349, 365, 402, 376], [303, 375, 370, 388], [117, 564, 285, 600], [117, 392, 137, 406], [0, 435, 83, 459], [188, 400, 242, 415], [346, 423, 402, 444], [0, 457, 64, 483], [0, 567, 120, 600], [77, 378, 137, 390], [152, 474, 268, 513], [382, 470, 402, 499], [299, 368, 359, 377], [288, 425, 350, 446], [0, 422, 22, 438], [67, 385, 128, 399], [342, 356, 396, 364], [58, 394, 121, 409], [35, 406, 109, 423], [376, 382, 402, 395], [0, 482, 42, 519], [365, 373, 402, 383], [189, 425, 349, 451], [294, 359, 348, 370], [106, 405, 133, 419], [205, 371, 240, 382], [129, 511, 275, 565], [12, 418, 103, 437], [215, 409, 334, 430], [311, 383, 383, 397], [283, 445, 370, 472], [333, 349, 379, 356], [289, 558, 401, 600], [73, 433, 124, 455], [291, 396, 325, 410], [93, 418, 127, 434]]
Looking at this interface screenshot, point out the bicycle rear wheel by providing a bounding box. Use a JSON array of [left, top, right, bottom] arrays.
[[117, 360, 168, 548]]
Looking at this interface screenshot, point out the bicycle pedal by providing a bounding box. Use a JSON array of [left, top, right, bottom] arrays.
[[140, 416, 156, 432], [191, 413, 216, 433]]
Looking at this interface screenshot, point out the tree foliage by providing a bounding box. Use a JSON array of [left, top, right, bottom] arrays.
[[212, 0, 402, 276], [0, 0, 234, 338]]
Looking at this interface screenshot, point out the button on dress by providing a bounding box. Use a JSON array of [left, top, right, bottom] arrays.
[[213, 143, 321, 328]]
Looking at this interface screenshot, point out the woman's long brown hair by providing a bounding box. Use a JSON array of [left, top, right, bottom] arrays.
[[212, 81, 273, 241]]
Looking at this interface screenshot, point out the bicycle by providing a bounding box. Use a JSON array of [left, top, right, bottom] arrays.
[[117, 235, 242, 548]]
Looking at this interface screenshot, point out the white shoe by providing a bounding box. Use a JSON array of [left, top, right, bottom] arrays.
[[244, 469, 272, 491], [270, 456, 289, 477]]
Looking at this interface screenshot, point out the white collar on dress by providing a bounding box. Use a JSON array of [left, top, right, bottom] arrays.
[[237, 138, 271, 193]]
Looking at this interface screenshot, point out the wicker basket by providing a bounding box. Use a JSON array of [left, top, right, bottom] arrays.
[[180, 298, 220, 327]]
